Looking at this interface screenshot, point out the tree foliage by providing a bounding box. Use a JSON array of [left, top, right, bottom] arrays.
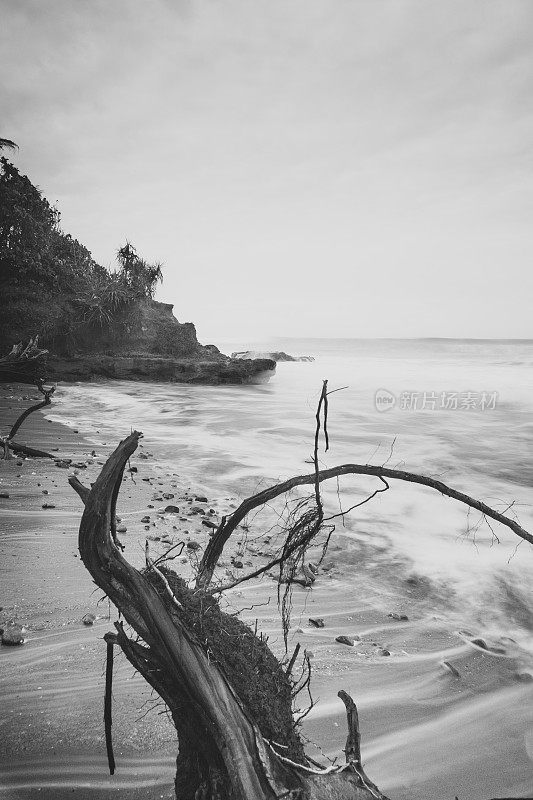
[[0, 157, 164, 352]]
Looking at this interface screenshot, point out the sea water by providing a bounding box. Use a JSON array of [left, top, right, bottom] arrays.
[[49, 337, 533, 657]]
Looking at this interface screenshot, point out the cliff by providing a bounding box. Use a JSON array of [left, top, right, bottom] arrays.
[[0, 157, 275, 386], [45, 300, 276, 384]]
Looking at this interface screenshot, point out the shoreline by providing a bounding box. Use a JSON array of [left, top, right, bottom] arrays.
[[1, 382, 532, 799], [0, 386, 178, 798]]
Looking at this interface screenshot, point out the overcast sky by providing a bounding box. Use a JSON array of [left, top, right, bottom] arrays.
[[2, 0, 532, 342]]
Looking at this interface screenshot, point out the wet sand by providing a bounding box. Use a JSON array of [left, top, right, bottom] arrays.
[[1, 383, 532, 799]]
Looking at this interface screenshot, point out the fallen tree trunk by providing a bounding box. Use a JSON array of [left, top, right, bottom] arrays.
[[71, 431, 390, 800]]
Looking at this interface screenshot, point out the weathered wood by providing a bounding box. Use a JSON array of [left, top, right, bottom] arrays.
[[338, 690, 361, 766], [0, 338, 49, 385], [197, 460, 532, 589], [103, 632, 116, 776], [74, 432, 390, 799], [1, 363, 55, 459]]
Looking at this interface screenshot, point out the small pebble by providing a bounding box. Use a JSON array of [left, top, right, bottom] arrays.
[[2, 623, 26, 646], [335, 635, 355, 647]]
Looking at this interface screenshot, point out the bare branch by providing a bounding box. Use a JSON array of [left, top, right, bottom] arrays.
[[338, 690, 361, 765], [198, 461, 532, 589]]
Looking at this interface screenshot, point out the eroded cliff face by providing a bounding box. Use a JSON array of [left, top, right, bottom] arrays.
[[46, 300, 276, 384]]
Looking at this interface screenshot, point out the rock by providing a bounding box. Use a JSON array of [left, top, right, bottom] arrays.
[[42, 489, 48, 494], [116, 524, 127, 533], [42, 503, 56, 509], [231, 350, 314, 363], [195, 496, 208, 503], [202, 519, 218, 529], [388, 612, 409, 621], [164, 505, 180, 513], [0, 492, 10, 498], [191, 506, 205, 514], [47, 337, 276, 385], [186, 541, 201, 551], [128, 466, 138, 473], [163, 493, 175, 500], [82, 614, 96, 626], [514, 671, 533, 682], [141, 515, 151, 523], [440, 660, 461, 678], [335, 635, 355, 647], [309, 618, 325, 628], [2, 623, 26, 645], [378, 648, 391, 656], [161, 535, 174, 544]]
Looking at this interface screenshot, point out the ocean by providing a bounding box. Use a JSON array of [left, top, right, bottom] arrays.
[[48, 336, 533, 659]]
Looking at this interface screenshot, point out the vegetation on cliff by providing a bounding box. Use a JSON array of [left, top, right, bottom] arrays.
[[0, 156, 167, 355]]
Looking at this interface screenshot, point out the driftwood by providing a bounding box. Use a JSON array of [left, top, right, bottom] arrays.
[[0, 339, 55, 459], [71, 431, 390, 800], [0, 338, 49, 385], [70, 419, 531, 799]]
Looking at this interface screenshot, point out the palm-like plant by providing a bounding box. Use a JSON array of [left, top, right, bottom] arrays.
[[0, 138, 18, 152], [116, 241, 163, 298]]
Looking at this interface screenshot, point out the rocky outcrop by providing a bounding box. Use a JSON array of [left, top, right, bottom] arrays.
[[2, 299, 276, 385], [48, 353, 275, 384], [36, 300, 275, 384], [231, 350, 314, 363]]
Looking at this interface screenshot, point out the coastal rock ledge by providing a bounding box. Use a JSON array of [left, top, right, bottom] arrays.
[[48, 353, 276, 384], [7, 300, 275, 385], [231, 350, 314, 362]]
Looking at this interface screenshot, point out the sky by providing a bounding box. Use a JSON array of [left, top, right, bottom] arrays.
[[1, 0, 532, 343]]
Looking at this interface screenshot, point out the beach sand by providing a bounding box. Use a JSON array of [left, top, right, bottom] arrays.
[[1, 383, 532, 799]]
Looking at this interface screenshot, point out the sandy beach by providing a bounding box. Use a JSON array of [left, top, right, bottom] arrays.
[[1, 382, 533, 800]]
